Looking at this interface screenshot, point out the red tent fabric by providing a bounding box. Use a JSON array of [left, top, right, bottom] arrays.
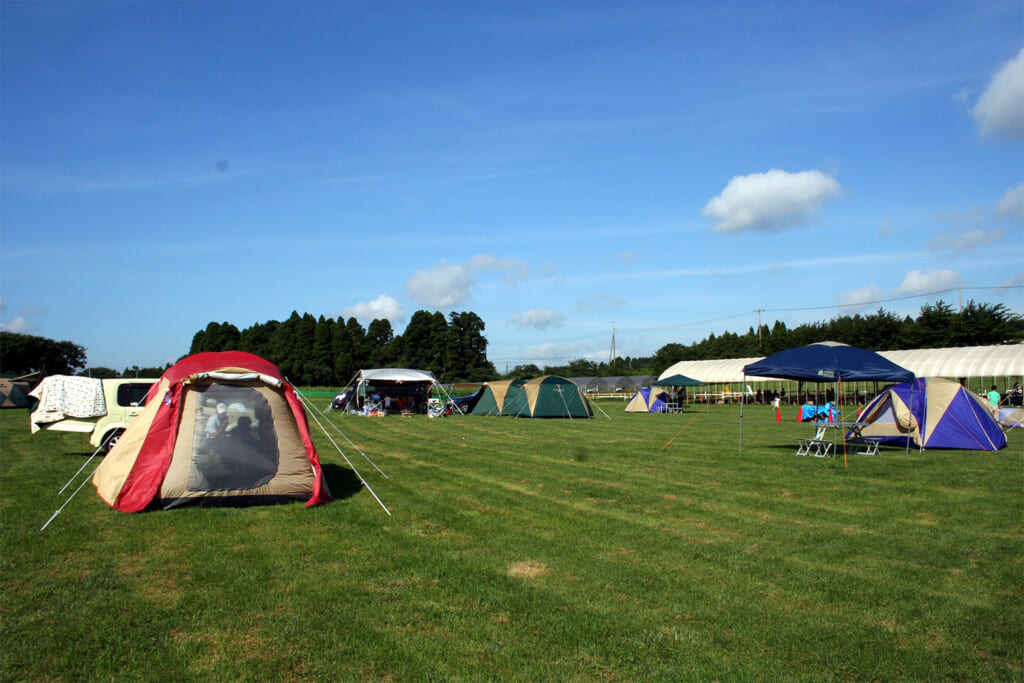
[[94, 351, 332, 512]]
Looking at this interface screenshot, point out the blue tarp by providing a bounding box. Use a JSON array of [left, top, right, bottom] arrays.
[[800, 402, 836, 421], [743, 342, 914, 382]]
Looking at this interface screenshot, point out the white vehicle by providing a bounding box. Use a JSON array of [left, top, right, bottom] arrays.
[[30, 376, 157, 451]]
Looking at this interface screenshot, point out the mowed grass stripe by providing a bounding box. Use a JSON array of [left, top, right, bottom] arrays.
[[3, 405, 1021, 681]]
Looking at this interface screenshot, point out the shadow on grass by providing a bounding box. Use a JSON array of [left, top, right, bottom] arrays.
[[322, 463, 364, 501]]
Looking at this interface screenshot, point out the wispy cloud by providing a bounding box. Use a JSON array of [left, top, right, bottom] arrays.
[[702, 169, 841, 233], [997, 271, 1024, 291], [838, 285, 886, 311], [507, 308, 565, 330], [577, 294, 626, 311], [995, 183, 1024, 222], [928, 228, 1006, 256], [972, 46, 1024, 140], [518, 341, 589, 365]]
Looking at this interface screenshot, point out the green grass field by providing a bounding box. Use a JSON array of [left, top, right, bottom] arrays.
[[2, 401, 1021, 681]]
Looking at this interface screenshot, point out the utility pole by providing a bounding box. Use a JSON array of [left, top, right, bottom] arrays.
[[609, 323, 617, 364], [755, 308, 764, 350]]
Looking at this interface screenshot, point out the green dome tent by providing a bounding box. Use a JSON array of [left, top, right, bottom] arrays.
[[470, 379, 526, 416], [472, 376, 592, 418]]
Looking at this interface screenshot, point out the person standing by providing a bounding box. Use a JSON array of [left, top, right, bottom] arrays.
[[987, 385, 1001, 407]]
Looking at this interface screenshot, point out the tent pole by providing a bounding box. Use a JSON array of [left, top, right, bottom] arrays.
[[839, 377, 847, 468], [295, 389, 389, 479], [41, 464, 101, 531], [591, 398, 612, 420], [295, 390, 392, 515], [907, 378, 915, 456], [739, 374, 745, 452]]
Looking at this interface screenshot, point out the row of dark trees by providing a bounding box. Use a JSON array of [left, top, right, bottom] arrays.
[[645, 300, 1023, 377], [510, 300, 1022, 379], [3, 299, 1019, 384], [189, 310, 495, 386], [0, 332, 87, 376]]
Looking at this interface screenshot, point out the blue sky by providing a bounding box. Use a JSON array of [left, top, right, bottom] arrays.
[[2, 1, 1022, 372]]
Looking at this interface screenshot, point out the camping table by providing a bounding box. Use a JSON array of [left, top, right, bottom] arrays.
[[665, 402, 680, 413], [836, 422, 883, 455]]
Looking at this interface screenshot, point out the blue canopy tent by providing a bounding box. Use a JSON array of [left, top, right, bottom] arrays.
[[740, 341, 915, 461]]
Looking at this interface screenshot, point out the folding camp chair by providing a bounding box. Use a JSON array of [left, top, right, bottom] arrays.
[[796, 424, 833, 457]]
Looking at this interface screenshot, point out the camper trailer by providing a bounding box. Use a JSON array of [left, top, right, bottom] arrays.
[[30, 376, 157, 451]]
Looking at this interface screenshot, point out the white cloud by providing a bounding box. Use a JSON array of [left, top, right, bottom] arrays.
[[338, 295, 406, 324], [519, 341, 586, 365], [405, 254, 530, 307], [928, 228, 1006, 256], [0, 316, 33, 334], [839, 285, 886, 310], [702, 169, 841, 234], [577, 294, 626, 311], [507, 308, 565, 330], [995, 183, 1024, 222], [972, 46, 1024, 140], [893, 268, 961, 296]]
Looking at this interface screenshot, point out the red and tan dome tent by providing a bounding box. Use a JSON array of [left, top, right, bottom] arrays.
[[92, 351, 332, 512]]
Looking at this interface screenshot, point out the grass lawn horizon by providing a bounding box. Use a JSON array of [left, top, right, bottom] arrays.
[[2, 400, 1021, 681]]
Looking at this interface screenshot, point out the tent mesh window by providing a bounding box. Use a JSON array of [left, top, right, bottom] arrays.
[[187, 384, 280, 492]]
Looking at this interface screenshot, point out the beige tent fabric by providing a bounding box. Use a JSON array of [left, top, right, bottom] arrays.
[[483, 380, 517, 413], [159, 380, 314, 503], [93, 377, 169, 506]]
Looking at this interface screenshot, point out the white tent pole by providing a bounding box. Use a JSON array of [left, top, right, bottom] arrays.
[[301, 398, 392, 516], [591, 397, 612, 420], [558, 388, 573, 421], [738, 374, 745, 452], [42, 462, 100, 530], [908, 377, 916, 455], [294, 387, 393, 516]]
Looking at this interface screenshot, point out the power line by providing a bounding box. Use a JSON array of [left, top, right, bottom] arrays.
[[489, 284, 1023, 367]]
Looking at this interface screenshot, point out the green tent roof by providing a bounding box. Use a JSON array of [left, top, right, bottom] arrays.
[[655, 374, 703, 387]]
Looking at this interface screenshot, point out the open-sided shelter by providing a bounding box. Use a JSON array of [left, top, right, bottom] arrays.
[[625, 387, 670, 413], [740, 341, 915, 455], [354, 368, 436, 414], [92, 351, 332, 512], [854, 377, 1006, 451]]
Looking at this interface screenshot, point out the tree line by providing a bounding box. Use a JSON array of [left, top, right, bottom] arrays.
[[512, 300, 1023, 379], [2, 299, 1019, 384], [188, 310, 495, 386]]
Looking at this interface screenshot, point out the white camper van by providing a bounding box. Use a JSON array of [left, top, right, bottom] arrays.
[[30, 376, 157, 451]]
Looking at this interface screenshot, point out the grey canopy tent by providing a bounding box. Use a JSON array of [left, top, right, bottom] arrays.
[[740, 342, 915, 461]]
